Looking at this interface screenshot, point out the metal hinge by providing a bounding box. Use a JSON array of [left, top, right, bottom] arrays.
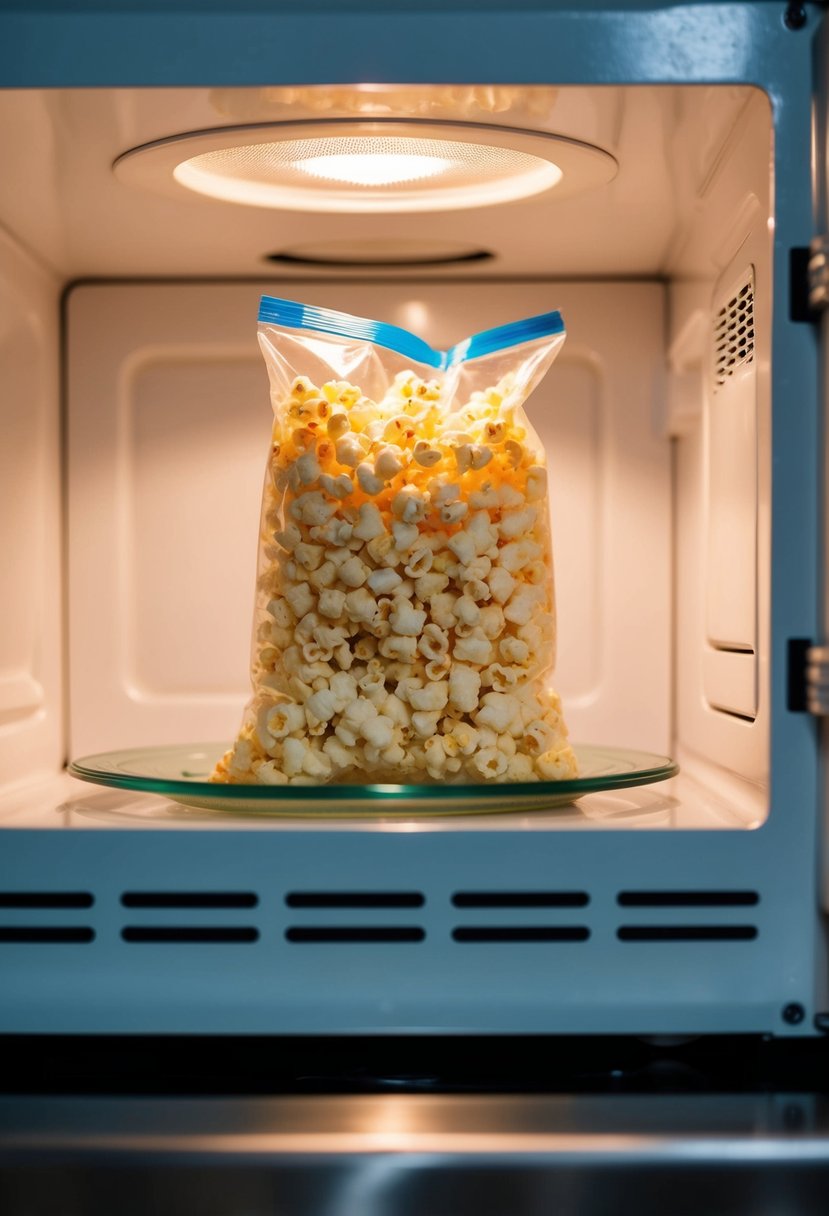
[[808, 237, 829, 311], [806, 645, 829, 715]]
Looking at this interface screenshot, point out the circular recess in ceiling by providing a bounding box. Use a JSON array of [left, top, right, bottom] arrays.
[[264, 239, 494, 268], [113, 119, 618, 214]]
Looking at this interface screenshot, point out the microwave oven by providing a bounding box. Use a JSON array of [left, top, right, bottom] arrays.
[[0, 0, 827, 1040]]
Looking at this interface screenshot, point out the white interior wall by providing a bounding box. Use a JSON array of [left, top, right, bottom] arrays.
[[666, 89, 771, 787], [0, 226, 63, 789]]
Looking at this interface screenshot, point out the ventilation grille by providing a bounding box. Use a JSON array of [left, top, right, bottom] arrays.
[[453, 891, 589, 908], [286, 927, 425, 943], [0, 892, 96, 945], [286, 892, 424, 909], [451, 890, 591, 945], [285, 890, 426, 944], [0, 892, 94, 909], [617, 925, 757, 942], [122, 927, 259, 944], [713, 276, 755, 389], [617, 890, 759, 944], [0, 889, 764, 949], [453, 926, 590, 943], [618, 891, 759, 908], [121, 892, 258, 909], [119, 890, 260, 944]]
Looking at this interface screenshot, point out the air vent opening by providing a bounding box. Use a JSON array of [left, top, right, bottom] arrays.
[[453, 892, 589, 908], [453, 926, 590, 943], [122, 927, 259, 943], [121, 892, 258, 909], [286, 926, 425, 943], [265, 244, 494, 269], [618, 926, 758, 942], [0, 928, 95, 944], [286, 892, 424, 909], [713, 277, 755, 390], [618, 891, 759, 907], [0, 893, 94, 909]]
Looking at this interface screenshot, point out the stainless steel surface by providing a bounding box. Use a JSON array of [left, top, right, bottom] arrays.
[[1, 1094, 829, 1214]]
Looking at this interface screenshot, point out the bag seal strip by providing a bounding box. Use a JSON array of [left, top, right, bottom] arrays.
[[257, 295, 564, 370]]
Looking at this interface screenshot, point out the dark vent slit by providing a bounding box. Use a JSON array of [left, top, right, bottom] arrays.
[[286, 892, 424, 909], [713, 277, 755, 387], [618, 891, 759, 907], [0, 893, 94, 909], [453, 926, 590, 943], [618, 926, 758, 942], [122, 927, 259, 943], [286, 927, 425, 943], [121, 892, 258, 909], [453, 892, 589, 908], [0, 927, 95, 943]]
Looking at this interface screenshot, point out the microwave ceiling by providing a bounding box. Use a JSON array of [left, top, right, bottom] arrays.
[[0, 84, 762, 279]]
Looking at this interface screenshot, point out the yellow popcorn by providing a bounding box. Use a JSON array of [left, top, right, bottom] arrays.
[[212, 299, 577, 787]]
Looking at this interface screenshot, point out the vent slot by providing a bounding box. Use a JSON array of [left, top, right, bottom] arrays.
[[0, 928, 95, 943], [618, 926, 758, 942], [122, 927, 259, 943], [286, 892, 424, 909], [453, 926, 590, 943], [618, 891, 759, 908], [286, 927, 425, 943], [453, 891, 589, 908], [713, 279, 755, 389], [0, 893, 94, 909], [121, 892, 258, 909]]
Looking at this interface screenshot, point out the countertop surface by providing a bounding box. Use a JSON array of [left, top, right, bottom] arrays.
[[2, 1036, 829, 1214]]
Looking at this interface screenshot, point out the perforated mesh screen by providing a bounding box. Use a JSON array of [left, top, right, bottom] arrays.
[[184, 136, 554, 193], [713, 276, 755, 390]]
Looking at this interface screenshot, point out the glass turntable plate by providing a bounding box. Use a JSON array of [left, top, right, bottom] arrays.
[[68, 743, 678, 816]]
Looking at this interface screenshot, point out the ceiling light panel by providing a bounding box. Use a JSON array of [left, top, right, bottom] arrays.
[[115, 120, 617, 214]]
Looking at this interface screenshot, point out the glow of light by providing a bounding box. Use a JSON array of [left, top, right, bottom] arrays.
[[294, 152, 454, 187]]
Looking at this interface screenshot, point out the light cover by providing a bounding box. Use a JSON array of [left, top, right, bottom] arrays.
[[172, 135, 562, 212], [115, 120, 618, 214]]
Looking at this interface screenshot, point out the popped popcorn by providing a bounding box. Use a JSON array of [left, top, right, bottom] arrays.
[[211, 298, 576, 787]]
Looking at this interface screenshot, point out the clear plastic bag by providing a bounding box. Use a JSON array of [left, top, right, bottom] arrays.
[[212, 296, 577, 786]]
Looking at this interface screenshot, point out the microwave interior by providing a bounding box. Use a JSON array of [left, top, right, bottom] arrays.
[[0, 80, 823, 1037]]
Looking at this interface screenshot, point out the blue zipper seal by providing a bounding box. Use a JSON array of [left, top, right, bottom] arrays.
[[258, 295, 564, 370]]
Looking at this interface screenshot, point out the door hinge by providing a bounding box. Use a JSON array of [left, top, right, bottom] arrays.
[[808, 237, 829, 312], [788, 638, 829, 714], [806, 644, 829, 715]]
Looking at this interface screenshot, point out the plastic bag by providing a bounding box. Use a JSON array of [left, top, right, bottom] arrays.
[[212, 296, 577, 786]]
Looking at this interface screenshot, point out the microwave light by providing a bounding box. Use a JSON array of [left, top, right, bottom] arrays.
[[294, 151, 455, 186], [115, 120, 618, 214]]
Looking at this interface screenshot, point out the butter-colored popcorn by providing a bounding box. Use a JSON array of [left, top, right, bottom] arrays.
[[374, 445, 406, 480], [319, 472, 354, 500], [449, 665, 481, 714], [344, 587, 379, 623], [454, 631, 493, 665], [473, 748, 508, 779], [408, 680, 449, 712], [475, 692, 521, 734], [214, 361, 576, 788], [284, 582, 314, 619], [335, 435, 367, 468], [411, 710, 441, 739], [389, 602, 427, 637], [413, 441, 441, 468], [353, 502, 385, 541]]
